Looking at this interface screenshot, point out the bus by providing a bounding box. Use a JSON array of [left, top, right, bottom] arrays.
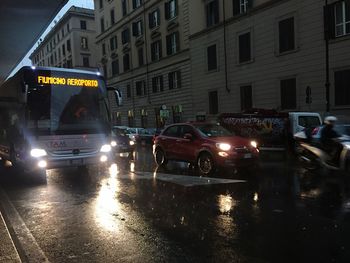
[[0, 66, 113, 182]]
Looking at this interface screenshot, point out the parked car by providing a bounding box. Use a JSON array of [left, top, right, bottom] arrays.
[[153, 122, 259, 176], [111, 127, 135, 159], [134, 128, 157, 145]]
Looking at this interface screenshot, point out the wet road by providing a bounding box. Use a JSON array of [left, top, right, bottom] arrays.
[[1, 147, 350, 263]]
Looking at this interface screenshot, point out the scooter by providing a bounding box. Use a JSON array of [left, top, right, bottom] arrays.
[[294, 131, 350, 173]]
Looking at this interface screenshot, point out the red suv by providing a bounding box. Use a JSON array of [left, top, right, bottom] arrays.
[[153, 122, 259, 175]]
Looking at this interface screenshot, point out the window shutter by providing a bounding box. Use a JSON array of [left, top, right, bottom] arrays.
[[177, 71, 181, 88], [324, 4, 335, 40], [149, 13, 153, 28], [175, 32, 180, 52], [132, 22, 137, 36], [160, 76, 164, 91], [233, 0, 240, 15], [166, 35, 171, 55], [168, 73, 173, 89], [165, 2, 170, 19]]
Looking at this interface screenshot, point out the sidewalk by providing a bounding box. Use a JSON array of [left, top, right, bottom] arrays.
[[0, 211, 21, 262]]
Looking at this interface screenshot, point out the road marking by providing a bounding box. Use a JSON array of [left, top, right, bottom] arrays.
[[0, 187, 50, 263], [116, 171, 246, 187]]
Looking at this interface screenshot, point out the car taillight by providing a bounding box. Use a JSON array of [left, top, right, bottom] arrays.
[[312, 127, 320, 136]]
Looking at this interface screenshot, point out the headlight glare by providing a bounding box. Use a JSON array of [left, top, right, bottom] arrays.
[[30, 148, 47, 158], [111, 140, 117, 147], [251, 141, 258, 148], [129, 140, 135, 146], [216, 143, 231, 151], [100, 144, 112, 153]]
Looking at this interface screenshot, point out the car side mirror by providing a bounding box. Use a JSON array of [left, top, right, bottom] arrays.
[[183, 133, 193, 140]]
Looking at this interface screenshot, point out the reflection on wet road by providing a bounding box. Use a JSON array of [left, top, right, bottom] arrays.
[[1, 146, 350, 262]]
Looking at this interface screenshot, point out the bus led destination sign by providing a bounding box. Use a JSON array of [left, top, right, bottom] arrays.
[[37, 76, 98, 88]]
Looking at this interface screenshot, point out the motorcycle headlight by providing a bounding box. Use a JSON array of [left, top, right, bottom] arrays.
[[100, 144, 112, 153], [30, 148, 47, 158], [111, 141, 117, 147], [251, 141, 258, 148], [216, 143, 231, 151], [129, 140, 135, 146]]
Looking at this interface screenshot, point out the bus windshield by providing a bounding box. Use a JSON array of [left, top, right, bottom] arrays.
[[26, 72, 110, 135]]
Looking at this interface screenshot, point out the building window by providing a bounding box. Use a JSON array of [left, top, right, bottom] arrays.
[[81, 37, 88, 49], [127, 84, 131, 98], [280, 78, 296, 110], [62, 44, 66, 55], [138, 48, 144, 66], [83, 57, 90, 67], [335, 1, 350, 37], [238, 32, 251, 63], [207, 44, 217, 71], [132, 0, 142, 9], [166, 32, 179, 55], [100, 17, 105, 33], [152, 76, 164, 93], [122, 28, 130, 44], [136, 81, 147, 96], [80, 20, 87, 30], [112, 59, 119, 76], [67, 39, 71, 52], [149, 9, 160, 29], [240, 85, 252, 111], [233, 0, 251, 15], [122, 0, 127, 16], [165, 0, 177, 20], [99, 0, 103, 9], [168, 71, 181, 89], [67, 23, 70, 32], [209, 90, 218, 114], [67, 59, 73, 68], [132, 20, 143, 37], [110, 36, 117, 50], [278, 17, 295, 53], [110, 9, 115, 25], [151, 40, 162, 61], [123, 53, 130, 71], [335, 69, 350, 105], [61, 28, 64, 37], [103, 64, 108, 78], [206, 0, 219, 27], [102, 43, 106, 55]]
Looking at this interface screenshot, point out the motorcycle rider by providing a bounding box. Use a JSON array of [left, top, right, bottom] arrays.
[[320, 116, 343, 166]]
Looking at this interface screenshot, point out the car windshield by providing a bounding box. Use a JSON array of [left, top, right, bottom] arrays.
[[195, 124, 234, 137], [112, 128, 127, 136]]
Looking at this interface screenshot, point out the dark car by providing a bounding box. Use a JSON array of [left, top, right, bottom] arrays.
[[111, 127, 135, 159], [153, 122, 259, 175], [134, 128, 157, 145]]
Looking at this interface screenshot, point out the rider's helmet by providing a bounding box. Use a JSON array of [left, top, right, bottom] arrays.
[[324, 116, 337, 125]]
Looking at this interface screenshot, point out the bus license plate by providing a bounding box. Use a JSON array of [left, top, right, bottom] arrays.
[[244, 153, 252, 159], [71, 159, 83, 165]]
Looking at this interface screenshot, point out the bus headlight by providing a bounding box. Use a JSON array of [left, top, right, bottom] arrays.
[[216, 143, 231, 151], [251, 141, 258, 148], [30, 148, 47, 158], [100, 144, 112, 153], [129, 141, 135, 146], [111, 141, 117, 147]]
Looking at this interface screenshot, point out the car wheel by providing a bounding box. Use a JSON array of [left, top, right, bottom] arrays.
[[154, 149, 167, 166], [197, 152, 215, 176]]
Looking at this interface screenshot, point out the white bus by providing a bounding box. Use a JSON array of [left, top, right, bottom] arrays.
[[0, 66, 113, 182]]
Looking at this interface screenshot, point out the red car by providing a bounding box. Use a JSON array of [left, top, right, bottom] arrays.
[[153, 122, 259, 175]]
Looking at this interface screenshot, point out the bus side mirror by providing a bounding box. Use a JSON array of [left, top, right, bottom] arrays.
[[108, 87, 123, 107]]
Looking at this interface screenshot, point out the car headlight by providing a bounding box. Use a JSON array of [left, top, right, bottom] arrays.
[[345, 144, 350, 149], [30, 148, 47, 158], [251, 141, 258, 148], [111, 140, 117, 147], [216, 143, 231, 151], [129, 140, 135, 146], [100, 144, 112, 153]]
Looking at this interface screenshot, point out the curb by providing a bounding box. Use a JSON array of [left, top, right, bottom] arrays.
[[0, 210, 21, 263]]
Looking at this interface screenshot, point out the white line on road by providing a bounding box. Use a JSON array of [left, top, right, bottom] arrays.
[[0, 187, 50, 263]]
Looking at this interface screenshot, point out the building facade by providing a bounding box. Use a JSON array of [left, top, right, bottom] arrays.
[[189, 0, 350, 120], [30, 6, 98, 71], [94, 0, 192, 128]]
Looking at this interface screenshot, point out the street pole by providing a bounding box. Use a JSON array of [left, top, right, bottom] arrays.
[[325, 0, 330, 113]]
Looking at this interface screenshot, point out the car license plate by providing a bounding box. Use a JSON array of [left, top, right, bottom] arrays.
[[244, 153, 252, 159], [119, 153, 129, 157], [71, 159, 83, 165]]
